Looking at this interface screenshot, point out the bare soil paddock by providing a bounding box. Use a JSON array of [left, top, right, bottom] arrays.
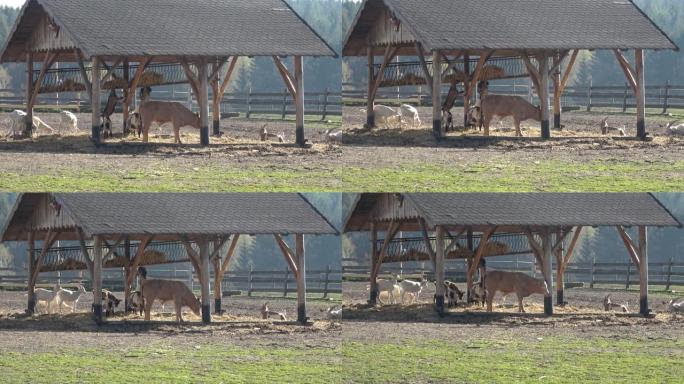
[[1, 109, 682, 191], [0, 290, 341, 353]]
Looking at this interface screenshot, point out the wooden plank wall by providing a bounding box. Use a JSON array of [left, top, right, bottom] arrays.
[[368, 9, 416, 47], [369, 194, 421, 223], [29, 194, 77, 232], [29, 14, 77, 53]]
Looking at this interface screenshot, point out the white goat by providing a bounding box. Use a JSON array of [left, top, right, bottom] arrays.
[[668, 297, 684, 314], [361, 105, 402, 129], [666, 121, 684, 136], [399, 279, 429, 305], [59, 111, 78, 133], [56, 284, 87, 313], [399, 104, 421, 128], [325, 128, 343, 142], [32, 287, 61, 314], [7, 110, 55, 137], [376, 277, 402, 305], [324, 305, 342, 320]]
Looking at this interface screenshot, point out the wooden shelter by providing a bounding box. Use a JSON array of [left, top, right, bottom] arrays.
[[343, 0, 678, 140], [0, 0, 336, 146], [0, 193, 338, 324], [344, 193, 682, 316]]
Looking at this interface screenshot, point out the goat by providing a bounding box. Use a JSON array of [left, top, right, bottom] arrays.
[[471, 95, 541, 136], [323, 305, 342, 320], [399, 279, 429, 305], [101, 89, 122, 138], [7, 110, 55, 138], [325, 128, 343, 142], [442, 110, 454, 131], [362, 105, 402, 129], [59, 111, 78, 133], [444, 280, 464, 308], [376, 277, 402, 305], [260, 302, 287, 321], [127, 290, 145, 316], [666, 121, 684, 136], [600, 117, 626, 136], [667, 297, 684, 314], [141, 279, 200, 322], [399, 104, 421, 128], [602, 294, 629, 313], [102, 289, 121, 317], [259, 124, 285, 143], [31, 286, 61, 314], [138, 101, 200, 144], [485, 271, 548, 313], [56, 284, 87, 313]]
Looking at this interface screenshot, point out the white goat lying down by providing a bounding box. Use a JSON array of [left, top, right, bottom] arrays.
[[399, 104, 421, 128], [56, 284, 87, 313], [668, 297, 684, 314], [666, 121, 684, 136], [323, 305, 342, 320]]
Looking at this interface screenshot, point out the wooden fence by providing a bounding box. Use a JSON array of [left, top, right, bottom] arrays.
[[0, 265, 342, 298], [342, 81, 684, 113], [0, 87, 343, 120], [342, 258, 684, 290]]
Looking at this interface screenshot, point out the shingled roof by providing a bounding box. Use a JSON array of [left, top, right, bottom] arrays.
[[1, 193, 338, 241], [1, 0, 336, 62], [343, 0, 678, 55], [344, 193, 682, 231]]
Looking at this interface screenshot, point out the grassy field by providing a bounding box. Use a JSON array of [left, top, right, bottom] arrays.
[[1, 157, 682, 192], [341, 336, 684, 383]]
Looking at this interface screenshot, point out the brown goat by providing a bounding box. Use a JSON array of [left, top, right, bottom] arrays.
[[138, 101, 200, 144], [141, 279, 200, 322], [473, 95, 541, 136], [485, 271, 549, 313]]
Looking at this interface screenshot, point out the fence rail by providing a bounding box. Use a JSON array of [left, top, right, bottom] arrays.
[[342, 258, 684, 290], [342, 81, 684, 113], [0, 87, 342, 120], [0, 266, 342, 298]]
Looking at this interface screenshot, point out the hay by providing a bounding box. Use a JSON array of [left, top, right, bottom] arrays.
[[102, 72, 164, 90], [447, 241, 511, 259], [41, 258, 87, 272], [39, 79, 86, 93], [103, 250, 168, 268], [444, 66, 506, 82]]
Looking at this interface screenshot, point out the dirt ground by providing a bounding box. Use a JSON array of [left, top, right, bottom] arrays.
[[0, 290, 341, 353], [342, 281, 684, 343], [0, 109, 682, 191]]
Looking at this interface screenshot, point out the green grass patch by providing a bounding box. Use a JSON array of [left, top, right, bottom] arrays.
[[0, 344, 342, 384], [1, 158, 683, 192], [341, 336, 684, 383]]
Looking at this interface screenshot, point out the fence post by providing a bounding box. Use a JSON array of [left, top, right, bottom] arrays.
[[623, 83, 629, 113], [590, 259, 595, 288], [283, 267, 289, 297], [625, 262, 631, 289], [281, 89, 287, 120], [321, 87, 329, 121], [323, 265, 331, 299], [247, 87, 252, 119], [247, 266, 253, 296], [663, 80, 670, 115], [587, 80, 593, 112], [666, 257, 673, 291]]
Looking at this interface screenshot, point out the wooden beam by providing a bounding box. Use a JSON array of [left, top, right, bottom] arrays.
[[467, 227, 494, 302], [28, 52, 58, 111], [75, 50, 92, 101], [367, 46, 376, 127], [419, 219, 436, 269], [464, 51, 493, 101], [539, 51, 551, 138], [124, 236, 153, 290], [369, 45, 398, 102], [638, 226, 649, 315], [432, 50, 442, 139], [525, 230, 545, 269], [415, 42, 433, 93], [219, 56, 239, 98], [444, 228, 467, 253], [272, 56, 296, 98], [558, 50, 579, 95], [99, 56, 124, 87], [371, 220, 402, 279], [294, 55, 305, 146], [220, 234, 240, 276], [435, 225, 446, 315], [122, 59, 130, 134], [295, 234, 307, 323], [369, 221, 378, 304], [102, 237, 124, 261], [613, 49, 637, 93], [551, 230, 571, 255], [125, 57, 152, 107], [541, 230, 553, 315], [635, 49, 646, 139], [561, 226, 583, 273], [199, 238, 211, 323], [76, 228, 94, 279], [29, 229, 58, 290], [274, 234, 299, 278], [180, 59, 200, 101], [208, 57, 228, 83], [93, 235, 103, 324], [440, 52, 463, 78], [91, 56, 102, 145], [198, 58, 210, 146], [25, 52, 34, 137], [548, 50, 570, 75], [181, 237, 202, 280], [521, 52, 542, 96], [617, 226, 641, 268], [26, 230, 35, 313]]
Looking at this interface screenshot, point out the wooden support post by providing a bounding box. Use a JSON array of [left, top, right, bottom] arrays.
[[432, 51, 442, 140], [539, 52, 551, 139], [466, 229, 473, 300], [212, 248, 222, 314], [542, 230, 553, 316], [635, 49, 646, 139], [123, 236, 131, 310], [294, 56, 305, 146], [366, 47, 375, 128], [27, 230, 35, 314], [25, 52, 33, 137], [638, 226, 649, 316], [435, 226, 446, 315], [369, 222, 378, 304], [555, 229, 565, 305], [198, 59, 210, 146], [462, 53, 470, 127], [295, 234, 307, 324], [122, 59, 130, 135], [91, 57, 102, 146], [663, 80, 670, 114], [211, 61, 221, 136], [199, 238, 211, 323], [553, 53, 562, 129], [93, 235, 103, 324]]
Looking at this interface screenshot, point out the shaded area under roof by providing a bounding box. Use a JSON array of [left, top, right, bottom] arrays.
[[1, 0, 337, 62], [343, 0, 678, 56], [344, 193, 682, 231], [2, 193, 338, 241]]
